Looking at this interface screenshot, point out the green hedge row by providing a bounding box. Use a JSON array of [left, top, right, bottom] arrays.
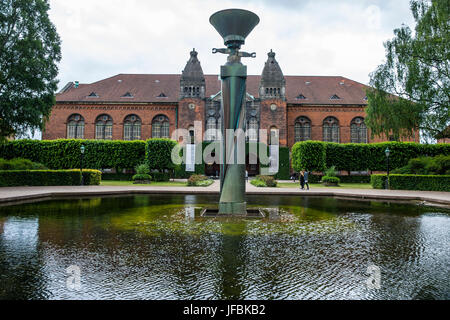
[[275, 147, 290, 180], [371, 174, 450, 192], [292, 141, 450, 172], [0, 139, 146, 170], [0, 169, 102, 187]]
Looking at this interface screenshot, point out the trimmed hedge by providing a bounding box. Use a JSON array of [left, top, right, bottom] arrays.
[[292, 141, 326, 172], [275, 147, 290, 180], [292, 141, 450, 172], [0, 139, 145, 170], [0, 169, 101, 187], [371, 174, 450, 192], [145, 139, 177, 172]]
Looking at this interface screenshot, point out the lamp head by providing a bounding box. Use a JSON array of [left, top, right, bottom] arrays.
[[81, 145, 85, 154], [210, 9, 260, 49], [385, 148, 391, 157]]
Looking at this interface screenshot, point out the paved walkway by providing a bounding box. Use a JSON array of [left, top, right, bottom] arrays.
[[0, 181, 449, 206]]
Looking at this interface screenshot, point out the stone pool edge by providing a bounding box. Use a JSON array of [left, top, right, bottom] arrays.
[[0, 185, 449, 207]]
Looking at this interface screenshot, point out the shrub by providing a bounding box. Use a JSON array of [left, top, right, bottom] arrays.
[[251, 179, 267, 187], [321, 176, 341, 185], [392, 155, 450, 175], [324, 166, 338, 177], [187, 174, 208, 186], [0, 158, 47, 170], [132, 173, 151, 183], [292, 141, 326, 172], [135, 163, 150, 175], [274, 147, 291, 180], [151, 171, 171, 182], [371, 174, 450, 192], [253, 175, 278, 187], [0, 169, 101, 187]]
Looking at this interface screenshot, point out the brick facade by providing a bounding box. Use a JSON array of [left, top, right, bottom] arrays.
[[43, 49, 420, 147]]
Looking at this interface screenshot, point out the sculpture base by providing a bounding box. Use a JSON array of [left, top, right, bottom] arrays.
[[218, 202, 247, 215]]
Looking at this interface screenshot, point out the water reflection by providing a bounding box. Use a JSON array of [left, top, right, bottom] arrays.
[[0, 195, 449, 300]]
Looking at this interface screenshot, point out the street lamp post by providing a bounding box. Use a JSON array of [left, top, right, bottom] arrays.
[[385, 148, 391, 190], [80, 145, 85, 186]]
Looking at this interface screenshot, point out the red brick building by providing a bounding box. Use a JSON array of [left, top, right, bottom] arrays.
[[44, 49, 420, 149]]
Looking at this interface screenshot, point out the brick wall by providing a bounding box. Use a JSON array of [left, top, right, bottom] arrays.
[[42, 103, 177, 140]]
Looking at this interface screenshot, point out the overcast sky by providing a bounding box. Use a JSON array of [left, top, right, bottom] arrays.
[[48, 0, 415, 90]]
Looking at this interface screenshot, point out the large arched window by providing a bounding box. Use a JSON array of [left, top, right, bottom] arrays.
[[247, 117, 258, 142], [351, 117, 368, 143], [323, 116, 340, 143], [123, 114, 141, 141], [269, 126, 279, 145], [294, 116, 311, 142], [206, 117, 217, 141], [152, 115, 170, 138], [95, 114, 113, 140], [67, 114, 84, 139]]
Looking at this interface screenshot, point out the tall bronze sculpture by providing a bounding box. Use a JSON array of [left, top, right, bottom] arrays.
[[210, 9, 260, 215]]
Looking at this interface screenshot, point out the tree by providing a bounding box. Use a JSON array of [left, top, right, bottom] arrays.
[[0, 0, 61, 141], [366, 0, 449, 142]]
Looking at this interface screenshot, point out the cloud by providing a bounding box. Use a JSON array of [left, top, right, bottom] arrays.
[[48, 0, 415, 90]]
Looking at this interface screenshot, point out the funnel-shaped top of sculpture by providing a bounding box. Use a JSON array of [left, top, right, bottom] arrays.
[[210, 9, 260, 48]]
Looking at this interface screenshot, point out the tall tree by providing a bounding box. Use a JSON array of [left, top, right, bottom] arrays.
[[0, 0, 61, 141], [366, 0, 449, 142]]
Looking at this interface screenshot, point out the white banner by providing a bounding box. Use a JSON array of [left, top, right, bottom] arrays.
[[269, 145, 279, 174], [186, 144, 196, 172]]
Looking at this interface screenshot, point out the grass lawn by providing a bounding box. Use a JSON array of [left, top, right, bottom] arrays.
[[101, 180, 188, 187], [277, 182, 373, 189]]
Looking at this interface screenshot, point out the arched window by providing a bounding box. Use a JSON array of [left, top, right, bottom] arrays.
[[95, 114, 113, 140], [67, 114, 84, 139], [294, 116, 311, 142], [247, 117, 258, 142], [269, 127, 279, 145], [206, 117, 217, 141], [323, 117, 340, 143], [123, 114, 141, 141], [351, 117, 368, 143], [152, 115, 170, 138]]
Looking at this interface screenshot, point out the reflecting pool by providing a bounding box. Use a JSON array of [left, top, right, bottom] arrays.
[[0, 195, 449, 300]]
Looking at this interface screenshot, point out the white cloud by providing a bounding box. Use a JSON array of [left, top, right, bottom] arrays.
[[48, 0, 415, 89]]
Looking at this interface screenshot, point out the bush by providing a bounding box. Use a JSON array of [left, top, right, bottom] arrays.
[[0, 158, 47, 170], [292, 141, 326, 172], [102, 173, 134, 181], [132, 173, 151, 183], [187, 174, 208, 186], [392, 155, 450, 175], [0, 169, 101, 187], [274, 147, 291, 180], [257, 175, 278, 187], [135, 163, 150, 175], [371, 174, 450, 192], [324, 166, 338, 177], [151, 172, 171, 182], [0, 139, 146, 170], [251, 179, 267, 187], [321, 176, 341, 185]]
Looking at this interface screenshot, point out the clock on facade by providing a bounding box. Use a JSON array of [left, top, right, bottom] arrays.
[[189, 103, 195, 110], [270, 104, 277, 111]]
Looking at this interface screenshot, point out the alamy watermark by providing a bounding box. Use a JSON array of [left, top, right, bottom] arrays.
[[66, 265, 81, 291], [170, 121, 280, 175], [366, 265, 381, 290]]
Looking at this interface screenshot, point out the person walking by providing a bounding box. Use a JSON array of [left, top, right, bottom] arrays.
[[300, 171, 305, 190], [304, 170, 310, 190]]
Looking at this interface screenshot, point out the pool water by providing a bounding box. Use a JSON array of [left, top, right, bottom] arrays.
[[0, 195, 449, 300]]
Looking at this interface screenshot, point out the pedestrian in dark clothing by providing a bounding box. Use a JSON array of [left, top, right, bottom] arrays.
[[304, 171, 310, 190], [300, 171, 305, 190]]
